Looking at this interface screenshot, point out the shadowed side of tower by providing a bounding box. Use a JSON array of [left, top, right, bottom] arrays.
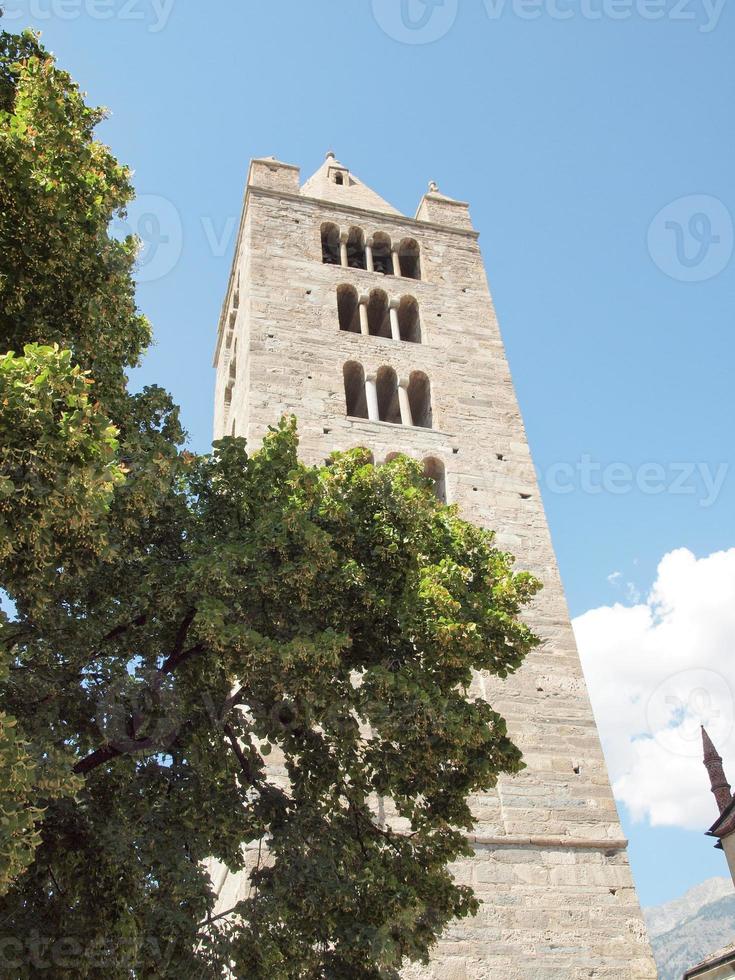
[[209, 153, 657, 979]]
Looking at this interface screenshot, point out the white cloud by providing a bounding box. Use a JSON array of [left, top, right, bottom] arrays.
[[573, 548, 735, 830]]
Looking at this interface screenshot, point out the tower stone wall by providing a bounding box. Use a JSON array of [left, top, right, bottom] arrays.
[[210, 154, 657, 979]]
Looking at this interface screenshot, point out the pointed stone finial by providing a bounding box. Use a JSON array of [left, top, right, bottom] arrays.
[[702, 727, 733, 815], [428, 180, 439, 193], [326, 150, 336, 160]]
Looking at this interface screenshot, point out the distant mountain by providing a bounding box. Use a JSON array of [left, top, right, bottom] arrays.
[[646, 877, 734, 938], [645, 877, 735, 980]]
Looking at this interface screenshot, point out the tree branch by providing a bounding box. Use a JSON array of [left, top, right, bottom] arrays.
[[73, 609, 200, 776], [99, 612, 148, 645], [224, 723, 258, 785], [73, 743, 123, 775]]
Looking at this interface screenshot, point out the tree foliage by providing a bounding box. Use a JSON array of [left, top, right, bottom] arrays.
[[0, 27, 541, 978]]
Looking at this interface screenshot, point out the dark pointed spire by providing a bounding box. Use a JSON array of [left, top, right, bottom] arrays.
[[702, 727, 733, 815]]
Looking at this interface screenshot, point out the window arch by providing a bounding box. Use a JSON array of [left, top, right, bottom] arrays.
[[408, 371, 432, 428], [423, 457, 446, 503], [343, 362, 368, 418], [321, 223, 341, 265], [398, 296, 421, 343], [376, 366, 401, 424], [371, 232, 392, 276], [384, 451, 403, 464], [337, 285, 361, 334], [367, 289, 391, 339], [346, 227, 367, 270], [398, 239, 421, 280]]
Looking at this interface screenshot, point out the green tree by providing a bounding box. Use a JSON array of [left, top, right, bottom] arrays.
[[0, 27, 540, 978]]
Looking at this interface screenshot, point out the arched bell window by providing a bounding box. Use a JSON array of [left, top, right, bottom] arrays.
[[398, 296, 421, 344], [337, 285, 361, 334], [423, 457, 446, 503], [367, 289, 391, 339], [371, 232, 392, 276], [408, 371, 432, 429], [346, 227, 367, 270], [376, 366, 401, 424], [398, 238, 421, 280], [321, 223, 341, 265], [343, 361, 368, 418]]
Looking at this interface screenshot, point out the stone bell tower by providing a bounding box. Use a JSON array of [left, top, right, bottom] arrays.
[[211, 152, 657, 978]]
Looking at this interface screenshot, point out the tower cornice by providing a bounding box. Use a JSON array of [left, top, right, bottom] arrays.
[[253, 184, 481, 238]]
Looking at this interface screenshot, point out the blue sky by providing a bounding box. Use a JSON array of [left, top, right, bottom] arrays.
[[6, 0, 733, 909]]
